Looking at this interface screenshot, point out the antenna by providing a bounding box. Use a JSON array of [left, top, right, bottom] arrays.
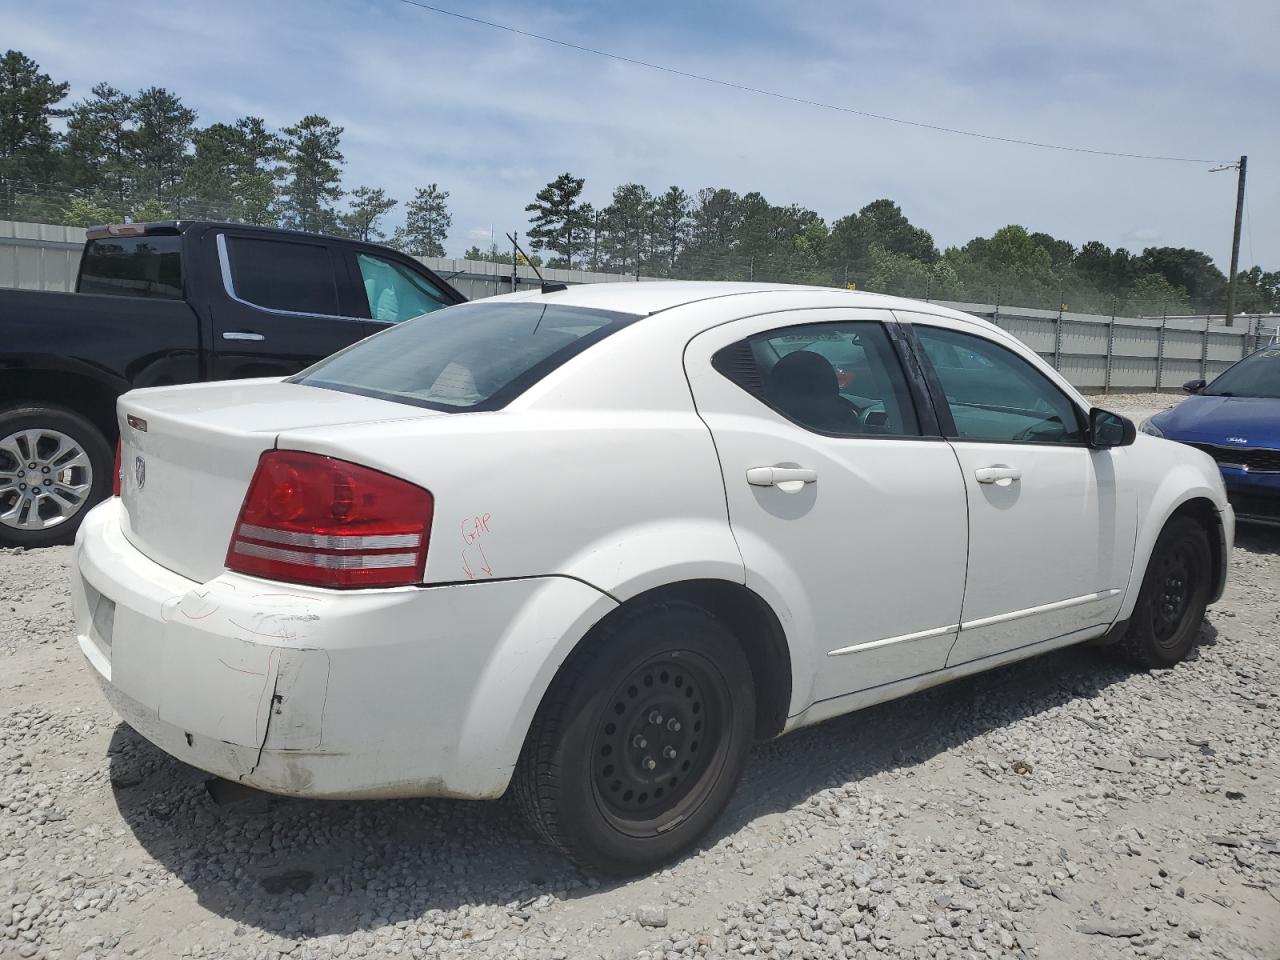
[[506, 232, 568, 294]]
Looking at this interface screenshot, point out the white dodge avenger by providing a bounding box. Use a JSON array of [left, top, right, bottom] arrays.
[[73, 282, 1232, 873]]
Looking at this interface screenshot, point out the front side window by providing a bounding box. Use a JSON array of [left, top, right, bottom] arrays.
[[356, 253, 449, 323], [915, 326, 1084, 444], [293, 302, 637, 411], [1203, 347, 1280, 399], [227, 237, 339, 316], [78, 235, 182, 299], [713, 321, 920, 437]]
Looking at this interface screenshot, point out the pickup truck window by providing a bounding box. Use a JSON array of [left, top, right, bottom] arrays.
[[356, 252, 449, 323], [226, 237, 340, 316], [78, 235, 183, 299]]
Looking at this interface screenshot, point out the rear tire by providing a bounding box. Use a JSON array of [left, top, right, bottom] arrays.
[[0, 404, 112, 549], [1116, 516, 1212, 669], [515, 601, 755, 876]]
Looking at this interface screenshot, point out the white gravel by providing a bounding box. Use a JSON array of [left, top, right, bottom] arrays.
[[3, 447, 1278, 959]]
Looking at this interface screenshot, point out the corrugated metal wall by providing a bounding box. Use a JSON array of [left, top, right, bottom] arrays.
[[0, 220, 86, 291], [3, 219, 1273, 392]]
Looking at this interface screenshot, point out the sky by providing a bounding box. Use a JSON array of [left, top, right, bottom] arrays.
[[4, 0, 1277, 270]]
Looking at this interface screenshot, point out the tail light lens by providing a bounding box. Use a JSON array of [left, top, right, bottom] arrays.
[[226, 450, 433, 589], [112, 440, 122, 497]]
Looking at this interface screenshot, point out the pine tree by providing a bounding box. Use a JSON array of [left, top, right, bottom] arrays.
[[653, 186, 690, 273], [393, 184, 451, 257], [130, 86, 195, 213], [0, 50, 69, 219], [62, 83, 135, 214], [339, 186, 397, 241], [278, 115, 344, 233], [525, 172, 588, 267]]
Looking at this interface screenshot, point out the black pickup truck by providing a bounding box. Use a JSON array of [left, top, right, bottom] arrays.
[[0, 220, 465, 547]]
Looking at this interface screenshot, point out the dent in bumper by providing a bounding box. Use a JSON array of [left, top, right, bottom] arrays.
[[72, 500, 617, 799]]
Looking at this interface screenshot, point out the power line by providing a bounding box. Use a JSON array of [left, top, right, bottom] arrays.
[[393, 0, 1231, 164]]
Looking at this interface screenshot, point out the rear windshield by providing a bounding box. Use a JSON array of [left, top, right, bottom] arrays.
[[1204, 347, 1280, 400], [292, 301, 639, 411], [78, 234, 183, 299]]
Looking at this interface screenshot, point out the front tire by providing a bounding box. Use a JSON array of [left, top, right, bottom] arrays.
[[515, 601, 755, 875], [0, 404, 112, 549], [1117, 516, 1212, 669]]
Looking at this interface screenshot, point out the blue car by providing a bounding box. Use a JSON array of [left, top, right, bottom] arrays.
[[1140, 345, 1280, 527]]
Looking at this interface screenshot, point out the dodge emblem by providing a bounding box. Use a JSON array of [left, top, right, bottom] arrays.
[[134, 456, 146, 490]]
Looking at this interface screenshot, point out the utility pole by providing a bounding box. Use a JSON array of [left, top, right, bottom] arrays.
[[1211, 155, 1247, 327]]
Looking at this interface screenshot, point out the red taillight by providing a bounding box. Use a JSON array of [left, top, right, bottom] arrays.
[[226, 450, 433, 589], [113, 440, 122, 497]]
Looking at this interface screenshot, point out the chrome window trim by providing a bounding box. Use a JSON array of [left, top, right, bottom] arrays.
[[216, 232, 374, 324]]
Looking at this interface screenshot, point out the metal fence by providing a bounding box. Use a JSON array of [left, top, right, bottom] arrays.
[[3, 219, 1275, 393]]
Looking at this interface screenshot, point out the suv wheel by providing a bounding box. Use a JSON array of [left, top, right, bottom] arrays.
[[0, 404, 112, 549], [516, 601, 755, 875], [1117, 516, 1212, 668]]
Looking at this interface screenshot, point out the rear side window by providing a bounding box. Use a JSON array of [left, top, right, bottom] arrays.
[[226, 237, 340, 316], [78, 235, 182, 299], [356, 252, 449, 322], [713, 321, 921, 437], [294, 302, 638, 411]]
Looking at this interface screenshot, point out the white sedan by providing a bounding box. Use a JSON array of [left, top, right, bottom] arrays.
[[72, 282, 1232, 874]]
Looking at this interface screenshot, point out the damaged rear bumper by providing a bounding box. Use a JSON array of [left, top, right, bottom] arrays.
[[72, 499, 615, 799]]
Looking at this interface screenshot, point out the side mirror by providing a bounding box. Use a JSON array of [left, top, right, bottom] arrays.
[[1090, 408, 1136, 448], [1182, 378, 1206, 394]]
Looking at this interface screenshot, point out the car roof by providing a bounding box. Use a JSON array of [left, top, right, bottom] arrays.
[[489, 280, 974, 320]]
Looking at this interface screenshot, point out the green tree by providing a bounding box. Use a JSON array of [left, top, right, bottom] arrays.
[[130, 197, 171, 222], [62, 83, 135, 213], [0, 50, 69, 219], [1136, 247, 1226, 309], [525, 172, 589, 266], [393, 183, 451, 257], [599, 182, 655, 274], [185, 118, 281, 222], [130, 87, 195, 210], [1126, 272, 1190, 314], [1236, 266, 1280, 314], [60, 196, 116, 227], [278, 115, 344, 233], [339, 186, 397, 241], [683, 187, 741, 274], [652, 186, 690, 272], [825, 199, 936, 283]]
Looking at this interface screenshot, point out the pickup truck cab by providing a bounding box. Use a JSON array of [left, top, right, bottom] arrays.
[[0, 221, 465, 547]]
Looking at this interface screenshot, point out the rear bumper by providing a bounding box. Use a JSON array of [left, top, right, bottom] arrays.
[[72, 499, 616, 799]]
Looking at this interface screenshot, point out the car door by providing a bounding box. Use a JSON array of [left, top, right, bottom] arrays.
[[211, 231, 389, 379], [684, 310, 969, 706], [899, 312, 1136, 666]]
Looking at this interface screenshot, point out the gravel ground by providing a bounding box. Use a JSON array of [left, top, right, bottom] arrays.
[[3, 400, 1278, 960]]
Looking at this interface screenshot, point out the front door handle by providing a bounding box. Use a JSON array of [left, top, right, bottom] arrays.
[[974, 464, 1021, 486], [746, 466, 818, 487], [222, 330, 265, 342]]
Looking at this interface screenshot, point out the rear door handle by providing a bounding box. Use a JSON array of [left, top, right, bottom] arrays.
[[974, 465, 1021, 485], [222, 330, 265, 342], [746, 466, 818, 487]]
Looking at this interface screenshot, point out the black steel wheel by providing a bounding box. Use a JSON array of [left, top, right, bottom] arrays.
[[515, 601, 755, 875], [1117, 516, 1212, 669]]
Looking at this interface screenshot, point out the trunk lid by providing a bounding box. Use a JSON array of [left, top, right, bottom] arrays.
[[118, 379, 441, 583]]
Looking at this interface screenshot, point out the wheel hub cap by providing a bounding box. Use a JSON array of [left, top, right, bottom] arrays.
[[0, 428, 94, 531]]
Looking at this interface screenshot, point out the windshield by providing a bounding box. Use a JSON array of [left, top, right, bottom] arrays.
[[292, 301, 638, 411], [1203, 347, 1280, 399]]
